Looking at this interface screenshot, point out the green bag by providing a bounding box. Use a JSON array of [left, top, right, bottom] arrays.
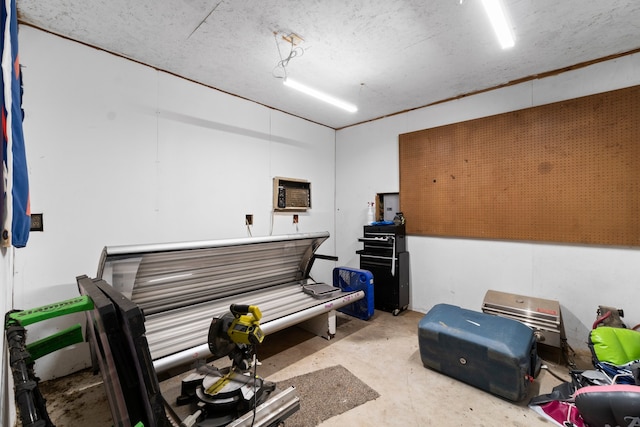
[[589, 326, 640, 366]]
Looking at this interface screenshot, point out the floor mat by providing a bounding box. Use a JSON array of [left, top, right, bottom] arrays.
[[276, 364, 380, 427]]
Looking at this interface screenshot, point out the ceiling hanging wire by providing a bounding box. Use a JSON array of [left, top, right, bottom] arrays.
[[272, 32, 305, 79]]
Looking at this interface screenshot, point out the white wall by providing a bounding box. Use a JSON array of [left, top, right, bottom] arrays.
[[2, 249, 16, 426], [2, 26, 336, 390], [336, 52, 640, 350]]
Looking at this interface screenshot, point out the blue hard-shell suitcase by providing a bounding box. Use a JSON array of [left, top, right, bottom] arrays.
[[418, 303, 540, 401], [333, 267, 374, 320]]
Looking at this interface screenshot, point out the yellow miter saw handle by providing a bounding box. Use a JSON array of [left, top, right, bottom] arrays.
[[227, 304, 265, 345], [230, 304, 262, 321]]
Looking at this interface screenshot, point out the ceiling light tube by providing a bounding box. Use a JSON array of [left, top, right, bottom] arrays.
[[283, 78, 358, 113], [481, 0, 515, 49]]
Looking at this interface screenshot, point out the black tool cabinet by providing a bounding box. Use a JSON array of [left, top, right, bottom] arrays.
[[357, 224, 409, 315]]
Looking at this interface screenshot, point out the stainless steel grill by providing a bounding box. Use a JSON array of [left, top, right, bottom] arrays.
[[481, 289, 564, 348]]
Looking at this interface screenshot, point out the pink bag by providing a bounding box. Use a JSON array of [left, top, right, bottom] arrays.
[[529, 400, 586, 427]]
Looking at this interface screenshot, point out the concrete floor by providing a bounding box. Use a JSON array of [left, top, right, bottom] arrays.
[[35, 309, 589, 426]]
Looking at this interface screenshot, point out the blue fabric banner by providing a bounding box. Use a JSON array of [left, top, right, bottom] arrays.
[[2, 0, 30, 248]]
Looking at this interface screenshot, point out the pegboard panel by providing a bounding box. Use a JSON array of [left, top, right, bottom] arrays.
[[399, 85, 640, 246]]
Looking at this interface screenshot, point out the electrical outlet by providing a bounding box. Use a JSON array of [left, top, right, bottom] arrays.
[[30, 213, 44, 231], [245, 214, 253, 226], [293, 214, 299, 224]]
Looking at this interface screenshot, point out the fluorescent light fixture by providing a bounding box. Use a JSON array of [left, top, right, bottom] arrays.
[[481, 0, 515, 49], [283, 78, 358, 113]]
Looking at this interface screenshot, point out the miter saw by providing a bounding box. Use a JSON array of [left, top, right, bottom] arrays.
[[177, 304, 299, 427]]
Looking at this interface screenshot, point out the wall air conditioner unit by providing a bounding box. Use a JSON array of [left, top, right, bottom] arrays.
[[273, 177, 311, 211]]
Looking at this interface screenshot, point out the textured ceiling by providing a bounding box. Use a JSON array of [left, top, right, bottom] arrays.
[[16, 0, 640, 129]]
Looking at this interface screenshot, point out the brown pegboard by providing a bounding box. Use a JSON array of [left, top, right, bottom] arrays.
[[399, 85, 640, 246]]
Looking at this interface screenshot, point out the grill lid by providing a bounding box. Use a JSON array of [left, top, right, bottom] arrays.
[[482, 289, 564, 348]]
